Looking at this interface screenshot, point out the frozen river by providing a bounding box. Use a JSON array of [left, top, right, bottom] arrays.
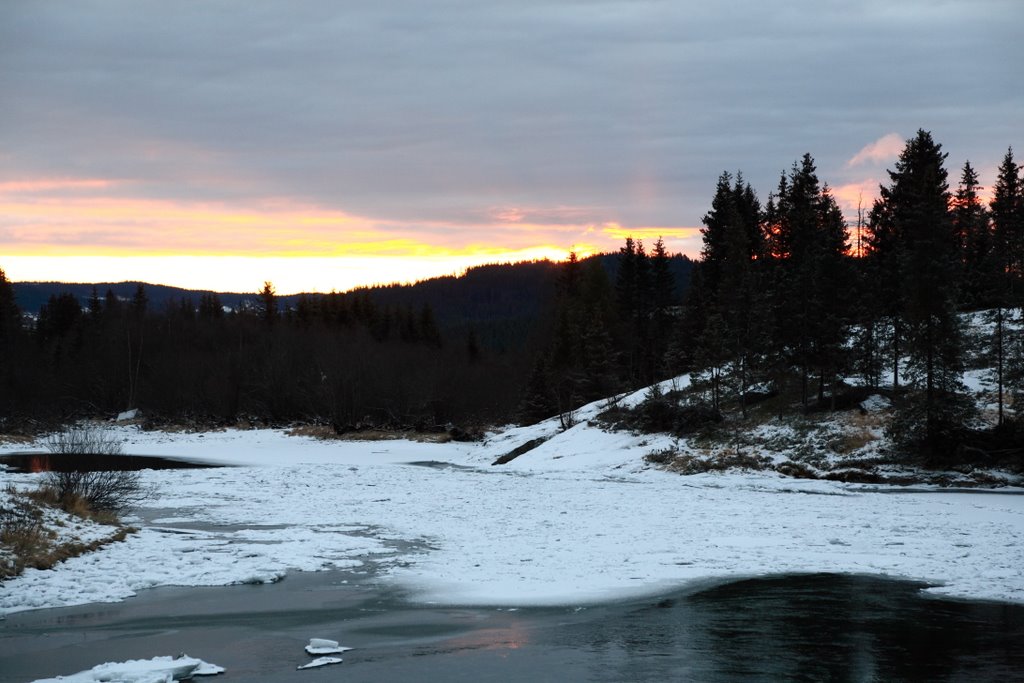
[[2, 570, 1022, 682]]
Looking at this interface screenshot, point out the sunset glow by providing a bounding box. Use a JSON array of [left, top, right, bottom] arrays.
[[0, 176, 698, 293], [2, 2, 1016, 294]]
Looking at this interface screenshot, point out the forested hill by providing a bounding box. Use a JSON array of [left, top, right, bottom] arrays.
[[1, 250, 693, 429], [12, 254, 695, 345], [12, 282, 263, 319]]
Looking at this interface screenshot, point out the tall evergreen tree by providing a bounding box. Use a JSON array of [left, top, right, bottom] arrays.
[[767, 154, 850, 407], [991, 147, 1024, 295], [990, 148, 1024, 422], [0, 268, 20, 343], [615, 237, 655, 385], [881, 130, 970, 460], [952, 161, 994, 307], [689, 172, 766, 415], [650, 237, 675, 378], [259, 281, 278, 326]]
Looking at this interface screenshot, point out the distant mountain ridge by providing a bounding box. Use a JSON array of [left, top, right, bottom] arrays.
[[11, 255, 694, 339], [11, 281, 270, 317]]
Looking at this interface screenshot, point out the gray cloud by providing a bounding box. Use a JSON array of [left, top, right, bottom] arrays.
[[1, 0, 1021, 242]]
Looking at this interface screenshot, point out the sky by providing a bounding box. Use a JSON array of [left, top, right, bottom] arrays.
[[1, 0, 1021, 294]]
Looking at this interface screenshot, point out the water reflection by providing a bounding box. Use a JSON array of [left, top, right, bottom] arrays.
[[0, 452, 222, 472], [561, 574, 1024, 682], [3, 573, 1021, 682]]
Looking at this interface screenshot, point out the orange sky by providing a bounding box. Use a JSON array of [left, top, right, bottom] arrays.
[[3, 2, 1017, 296], [0, 178, 702, 293], [2, 131, 1003, 295]]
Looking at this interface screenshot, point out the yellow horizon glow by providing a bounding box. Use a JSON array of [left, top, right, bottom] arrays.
[[0, 176, 701, 293], [2, 249, 594, 296]]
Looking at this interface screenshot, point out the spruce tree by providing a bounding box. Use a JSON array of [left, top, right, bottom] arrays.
[[991, 148, 1023, 295], [259, 281, 277, 326], [517, 355, 557, 424], [882, 130, 971, 461], [0, 268, 20, 343], [768, 155, 850, 408], [990, 148, 1024, 421], [650, 237, 675, 378], [952, 161, 994, 307], [689, 172, 766, 415]]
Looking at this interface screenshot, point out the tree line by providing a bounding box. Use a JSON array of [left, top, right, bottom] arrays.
[[0, 270, 546, 431], [666, 131, 1021, 465]]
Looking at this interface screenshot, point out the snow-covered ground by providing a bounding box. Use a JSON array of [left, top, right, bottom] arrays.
[[1, 400, 1023, 616]]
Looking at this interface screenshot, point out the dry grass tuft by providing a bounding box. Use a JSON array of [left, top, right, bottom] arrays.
[[1, 485, 133, 579], [287, 425, 455, 444], [663, 451, 772, 474], [832, 427, 879, 455]]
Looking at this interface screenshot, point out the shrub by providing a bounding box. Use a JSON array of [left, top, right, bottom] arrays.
[[598, 397, 722, 437], [44, 425, 124, 456], [42, 426, 149, 516]]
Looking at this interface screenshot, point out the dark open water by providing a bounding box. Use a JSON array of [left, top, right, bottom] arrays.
[[2, 572, 1022, 682]]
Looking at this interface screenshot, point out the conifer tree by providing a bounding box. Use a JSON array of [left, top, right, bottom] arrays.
[[615, 237, 654, 385], [88, 286, 103, 321], [0, 268, 20, 343], [688, 172, 766, 415], [259, 281, 277, 326], [767, 155, 849, 407], [517, 354, 558, 425], [650, 237, 675, 378], [131, 284, 148, 318], [104, 288, 121, 320], [881, 130, 970, 460], [990, 148, 1024, 421], [952, 161, 993, 307], [991, 148, 1023, 295]]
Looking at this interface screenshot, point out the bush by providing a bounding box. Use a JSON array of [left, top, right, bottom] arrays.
[[599, 397, 722, 437], [42, 426, 148, 516], [44, 425, 125, 456]]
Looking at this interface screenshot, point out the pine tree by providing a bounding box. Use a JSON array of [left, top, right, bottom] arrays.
[[650, 237, 675, 378], [0, 268, 20, 343], [614, 237, 654, 385], [768, 155, 850, 408], [88, 286, 103, 321], [104, 288, 122, 320], [990, 148, 1024, 422], [949, 161, 994, 308], [991, 148, 1024, 295], [199, 293, 224, 320], [881, 130, 971, 461], [689, 172, 766, 415], [131, 284, 148, 318], [517, 355, 557, 425], [865, 162, 906, 389], [259, 281, 277, 326]]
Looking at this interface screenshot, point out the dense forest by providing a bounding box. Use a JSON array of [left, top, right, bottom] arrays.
[[0, 251, 693, 432], [2, 130, 1023, 468]]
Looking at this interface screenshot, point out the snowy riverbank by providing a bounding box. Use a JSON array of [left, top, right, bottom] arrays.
[[2, 409, 1023, 615]]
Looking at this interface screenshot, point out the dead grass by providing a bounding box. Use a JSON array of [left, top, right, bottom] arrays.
[[831, 426, 879, 455], [1, 486, 132, 580], [286, 425, 454, 443], [662, 451, 773, 475]]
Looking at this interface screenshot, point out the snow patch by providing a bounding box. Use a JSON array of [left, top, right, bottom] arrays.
[[305, 638, 352, 655], [30, 655, 223, 683], [298, 656, 343, 670], [860, 394, 891, 413]]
